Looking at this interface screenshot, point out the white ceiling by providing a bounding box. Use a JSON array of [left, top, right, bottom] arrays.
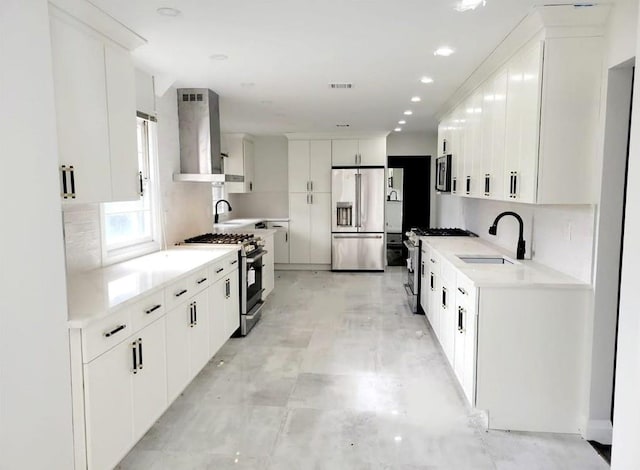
[[90, 0, 570, 135]]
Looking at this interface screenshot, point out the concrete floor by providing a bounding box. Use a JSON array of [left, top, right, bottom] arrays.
[[118, 268, 608, 469]]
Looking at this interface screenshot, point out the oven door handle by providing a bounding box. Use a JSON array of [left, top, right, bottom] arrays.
[[246, 250, 268, 263]]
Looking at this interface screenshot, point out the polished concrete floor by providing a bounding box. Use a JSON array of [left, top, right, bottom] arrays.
[[118, 269, 608, 469]]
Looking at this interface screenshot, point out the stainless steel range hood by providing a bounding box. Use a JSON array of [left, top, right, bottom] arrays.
[[173, 88, 244, 184]]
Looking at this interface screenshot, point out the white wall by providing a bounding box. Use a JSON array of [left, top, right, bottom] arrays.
[[387, 131, 437, 157], [227, 135, 289, 218], [611, 0, 640, 466], [0, 0, 74, 467]]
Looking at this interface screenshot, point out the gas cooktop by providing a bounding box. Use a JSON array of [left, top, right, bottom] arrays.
[[184, 233, 256, 244], [411, 228, 478, 237]]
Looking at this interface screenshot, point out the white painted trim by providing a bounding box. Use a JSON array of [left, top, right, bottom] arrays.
[[48, 0, 146, 51], [585, 419, 613, 445]]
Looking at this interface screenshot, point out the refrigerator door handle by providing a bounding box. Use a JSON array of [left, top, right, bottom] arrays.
[[334, 234, 383, 239], [355, 173, 362, 228]]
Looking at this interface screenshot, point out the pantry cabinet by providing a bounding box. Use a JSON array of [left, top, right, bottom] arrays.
[[288, 139, 332, 265], [289, 192, 331, 264], [49, 11, 138, 203], [331, 138, 386, 166], [437, 19, 603, 204], [224, 134, 255, 193], [288, 140, 332, 193]]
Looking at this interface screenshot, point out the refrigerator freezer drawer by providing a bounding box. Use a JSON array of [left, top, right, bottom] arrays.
[[332, 234, 385, 271]]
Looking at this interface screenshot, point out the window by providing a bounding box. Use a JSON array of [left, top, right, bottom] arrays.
[[212, 184, 228, 216], [101, 117, 161, 264]]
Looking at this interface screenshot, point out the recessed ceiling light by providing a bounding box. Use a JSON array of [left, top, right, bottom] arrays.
[[156, 7, 181, 16], [394, 127, 402, 132], [404, 110, 413, 115], [398, 120, 406, 125], [210, 54, 228, 61], [455, 0, 486, 12], [411, 96, 421, 103], [434, 47, 455, 57], [420, 76, 434, 84]]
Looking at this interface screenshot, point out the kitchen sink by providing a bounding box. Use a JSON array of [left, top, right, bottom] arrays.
[[458, 255, 515, 265]]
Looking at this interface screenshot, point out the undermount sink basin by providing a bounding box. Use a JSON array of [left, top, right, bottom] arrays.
[[458, 255, 515, 265]]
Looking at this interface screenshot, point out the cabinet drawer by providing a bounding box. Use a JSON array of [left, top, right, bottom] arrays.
[[427, 250, 442, 276], [226, 253, 240, 270], [165, 276, 193, 311], [190, 267, 211, 294], [455, 274, 477, 307], [130, 290, 166, 333], [82, 308, 132, 363], [209, 260, 228, 283]]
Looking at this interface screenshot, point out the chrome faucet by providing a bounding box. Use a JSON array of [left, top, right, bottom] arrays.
[[488, 211, 526, 260], [214, 199, 232, 224]]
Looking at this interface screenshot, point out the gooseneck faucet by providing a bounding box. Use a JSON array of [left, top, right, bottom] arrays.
[[488, 211, 526, 260], [214, 199, 232, 224]]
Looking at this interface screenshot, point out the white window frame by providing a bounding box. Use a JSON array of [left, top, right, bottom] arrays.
[[100, 117, 162, 265]]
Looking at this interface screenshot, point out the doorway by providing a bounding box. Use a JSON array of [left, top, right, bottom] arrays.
[[386, 156, 431, 265]]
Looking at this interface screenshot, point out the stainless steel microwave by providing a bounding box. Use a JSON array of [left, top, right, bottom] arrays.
[[435, 155, 452, 192]]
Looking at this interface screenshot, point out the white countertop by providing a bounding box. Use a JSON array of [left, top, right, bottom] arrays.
[[420, 236, 590, 289], [67, 247, 239, 328], [214, 217, 289, 230]]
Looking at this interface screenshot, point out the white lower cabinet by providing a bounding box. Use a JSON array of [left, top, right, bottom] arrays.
[[209, 276, 227, 357], [83, 336, 135, 470], [166, 290, 209, 403], [83, 316, 167, 470], [421, 239, 589, 433], [224, 271, 240, 338], [262, 232, 275, 299], [267, 222, 290, 264], [71, 251, 242, 469]]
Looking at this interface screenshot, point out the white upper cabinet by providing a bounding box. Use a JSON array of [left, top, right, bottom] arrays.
[[331, 138, 386, 166], [224, 134, 255, 193], [288, 140, 311, 193], [309, 140, 332, 192], [288, 140, 331, 193], [437, 8, 604, 205], [504, 40, 542, 203], [105, 44, 139, 202], [50, 11, 139, 203], [331, 140, 359, 166]]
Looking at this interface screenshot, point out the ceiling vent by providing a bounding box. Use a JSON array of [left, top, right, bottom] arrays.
[[329, 83, 353, 89], [336, 124, 350, 128]]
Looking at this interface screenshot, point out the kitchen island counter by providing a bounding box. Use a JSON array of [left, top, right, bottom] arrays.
[[67, 246, 239, 328]]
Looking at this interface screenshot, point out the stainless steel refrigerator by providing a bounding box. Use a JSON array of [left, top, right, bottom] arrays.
[[332, 167, 385, 271]]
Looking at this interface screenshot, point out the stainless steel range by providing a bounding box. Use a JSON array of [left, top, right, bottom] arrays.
[[404, 228, 477, 314], [183, 233, 267, 336]]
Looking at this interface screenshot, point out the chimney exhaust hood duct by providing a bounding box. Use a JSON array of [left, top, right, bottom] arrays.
[[173, 88, 244, 184]]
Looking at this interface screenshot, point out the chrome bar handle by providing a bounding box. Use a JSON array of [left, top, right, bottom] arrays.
[[355, 173, 362, 228]]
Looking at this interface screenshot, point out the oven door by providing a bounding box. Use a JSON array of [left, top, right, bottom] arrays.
[[243, 249, 265, 314]]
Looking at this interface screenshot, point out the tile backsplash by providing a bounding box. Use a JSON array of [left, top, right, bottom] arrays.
[[62, 204, 102, 273]]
